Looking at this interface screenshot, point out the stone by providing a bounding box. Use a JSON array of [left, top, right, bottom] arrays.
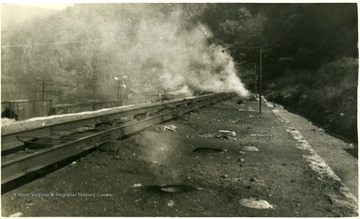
[[239, 198, 274, 209], [9, 212, 24, 217]]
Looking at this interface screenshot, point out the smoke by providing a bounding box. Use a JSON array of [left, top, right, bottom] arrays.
[[95, 4, 249, 97], [136, 130, 184, 184]]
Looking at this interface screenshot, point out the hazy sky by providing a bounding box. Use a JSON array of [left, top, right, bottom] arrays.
[[16, 3, 75, 10]]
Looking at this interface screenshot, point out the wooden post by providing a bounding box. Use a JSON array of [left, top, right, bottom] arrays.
[[259, 47, 262, 114]]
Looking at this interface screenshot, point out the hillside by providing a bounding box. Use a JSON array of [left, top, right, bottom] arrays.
[[1, 3, 358, 143]]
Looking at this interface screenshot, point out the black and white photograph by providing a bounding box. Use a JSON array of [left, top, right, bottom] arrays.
[[1, 1, 358, 217]]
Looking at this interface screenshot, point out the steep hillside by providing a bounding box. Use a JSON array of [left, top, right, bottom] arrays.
[[1, 3, 357, 144]]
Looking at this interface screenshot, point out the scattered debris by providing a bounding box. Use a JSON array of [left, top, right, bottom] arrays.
[[9, 212, 24, 217], [242, 146, 259, 152], [200, 131, 237, 141], [237, 158, 245, 163], [238, 109, 247, 112], [220, 174, 229, 178], [210, 130, 237, 140], [251, 134, 272, 137], [71, 161, 77, 165], [133, 183, 142, 188], [309, 127, 324, 133], [239, 197, 274, 209], [164, 125, 177, 132], [250, 177, 259, 182], [218, 130, 236, 137], [167, 200, 175, 207], [153, 125, 177, 133]]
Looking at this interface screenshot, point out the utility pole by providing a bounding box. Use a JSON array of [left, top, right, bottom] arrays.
[[37, 79, 53, 100], [259, 47, 262, 114], [117, 79, 120, 101], [254, 63, 257, 98], [42, 79, 45, 100], [224, 47, 262, 114], [239, 47, 262, 114]]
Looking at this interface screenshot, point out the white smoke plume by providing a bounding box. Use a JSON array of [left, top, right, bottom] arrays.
[[95, 4, 249, 98]]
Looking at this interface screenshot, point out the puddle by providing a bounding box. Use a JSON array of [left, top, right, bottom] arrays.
[[242, 146, 259, 152], [239, 197, 273, 209], [146, 184, 196, 194], [193, 147, 223, 153]]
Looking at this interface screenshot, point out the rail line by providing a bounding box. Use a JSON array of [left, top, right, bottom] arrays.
[[1, 93, 233, 185]]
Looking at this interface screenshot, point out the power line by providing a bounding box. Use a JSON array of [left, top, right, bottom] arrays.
[[1, 39, 99, 49]]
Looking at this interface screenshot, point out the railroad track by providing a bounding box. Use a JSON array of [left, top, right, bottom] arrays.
[[1, 93, 233, 186]]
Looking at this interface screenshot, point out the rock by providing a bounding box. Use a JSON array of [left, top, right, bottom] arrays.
[[164, 125, 177, 132], [239, 197, 274, 209], [219, 130, 236, 137], [250, 134, 272, 137], [9, 212, 24, 217], [250, 177, 258, 182], [242, 146, 259, 152], [167, 200, 175, 207]]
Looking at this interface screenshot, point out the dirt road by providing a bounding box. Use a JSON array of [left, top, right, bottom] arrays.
[[1, 96, 358, 216]]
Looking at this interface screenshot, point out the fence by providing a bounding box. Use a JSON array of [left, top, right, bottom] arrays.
[[1, 94, 171, 121], [1, 100, 52, 121]]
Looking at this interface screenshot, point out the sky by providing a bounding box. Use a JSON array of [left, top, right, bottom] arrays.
[[3, 0, 358, 9], [15, 3, 75, 10]]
